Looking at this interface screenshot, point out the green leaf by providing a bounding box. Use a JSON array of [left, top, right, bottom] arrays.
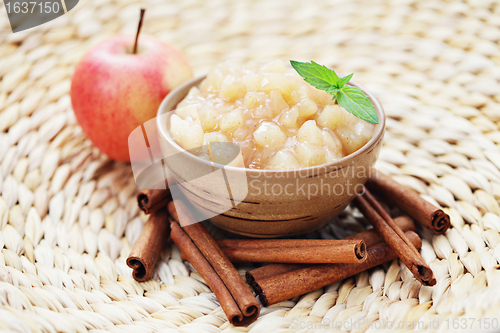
[[290, 60, 378, 124], [290, 60, 339, 91], [336, 86, 379, 124], [337, 73, 353, 88], [326, 86, 340, 95]]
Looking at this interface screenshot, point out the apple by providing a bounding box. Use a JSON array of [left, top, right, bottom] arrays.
[[70, 34, 193, 162]]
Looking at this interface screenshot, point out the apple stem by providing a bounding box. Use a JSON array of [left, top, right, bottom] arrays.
[[133, 8, 146, 54]]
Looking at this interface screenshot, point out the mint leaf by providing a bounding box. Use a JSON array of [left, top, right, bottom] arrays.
[[337, 73, 353, 88], [326, 86, 340, 95], [291, 60, 378, 124], [336, 86, 379, 124], [290, 60, 339, 91]]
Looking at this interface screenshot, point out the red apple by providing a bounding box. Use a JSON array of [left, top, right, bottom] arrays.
[[70, 35, 193, 162]]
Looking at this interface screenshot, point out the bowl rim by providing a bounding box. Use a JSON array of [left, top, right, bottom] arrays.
[[157, 74, 386, 174]]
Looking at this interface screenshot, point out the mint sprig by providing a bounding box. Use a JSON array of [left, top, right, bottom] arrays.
[[290, 60, 379, 124]]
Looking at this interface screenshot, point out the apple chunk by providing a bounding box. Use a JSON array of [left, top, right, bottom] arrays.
[[253, 122, 287, 149], [170, 114, 204, 150], [267, 150, 302, 170]]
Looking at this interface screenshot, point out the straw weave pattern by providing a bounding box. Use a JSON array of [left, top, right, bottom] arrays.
[[1, 0, 500, 331]]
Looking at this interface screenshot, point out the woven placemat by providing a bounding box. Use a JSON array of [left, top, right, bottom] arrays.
[[1, 0, 500, 332]]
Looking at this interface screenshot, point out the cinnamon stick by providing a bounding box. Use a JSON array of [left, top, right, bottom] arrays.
[[246, 264, 305, 286], [217, 238, 359, 249], [245, 215, 415, 286], [219, 215, 413, 249], [366, 169, 450, 234], [354, 190, 436, 286], [168, 200, 260, 326], [217, 239, 366, 264], [126, 207, 170, 282], [182, 216, 413, 264], [170, 222, 250, 325], [254, 230, 422, 306], [343, 215, 416, 243], [137, 181, 170, 215]]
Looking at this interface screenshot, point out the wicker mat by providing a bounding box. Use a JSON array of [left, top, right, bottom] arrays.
[[1, 0, 500, 332]]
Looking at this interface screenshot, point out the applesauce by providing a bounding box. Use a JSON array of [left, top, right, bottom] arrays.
[[169, 60, 375, 170]]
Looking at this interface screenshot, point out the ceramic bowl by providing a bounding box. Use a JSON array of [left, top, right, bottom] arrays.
[[157, 75, 385, 237]]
